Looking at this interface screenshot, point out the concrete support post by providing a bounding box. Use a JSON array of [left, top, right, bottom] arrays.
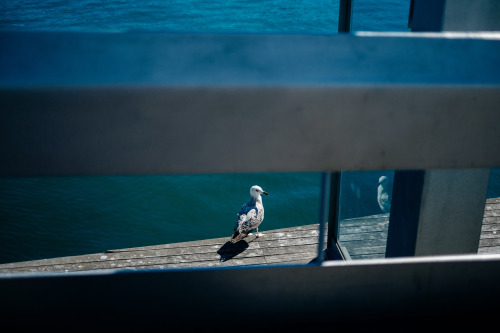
[[386, 169, 490, 257], [414, 169, 490, 255]]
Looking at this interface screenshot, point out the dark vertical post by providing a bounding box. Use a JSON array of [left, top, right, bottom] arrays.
[[327, 172, 341, 249], [338, 0, 353, 33], [316, 172, 330, 264], [408, 0, 415, 29], [332, 0, 351, 260], [385, 170, 425, 257]]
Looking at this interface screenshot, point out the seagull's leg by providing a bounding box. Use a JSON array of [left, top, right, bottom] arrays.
[[255, 227, 264, 238]]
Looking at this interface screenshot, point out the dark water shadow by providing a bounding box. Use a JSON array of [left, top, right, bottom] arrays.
[[217, 240, 249, 262]]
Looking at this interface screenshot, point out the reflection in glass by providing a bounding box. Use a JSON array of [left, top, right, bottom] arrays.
[[337, 170, 394, 259]]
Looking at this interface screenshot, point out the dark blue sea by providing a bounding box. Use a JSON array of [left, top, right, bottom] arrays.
[[1, 1, 498, 264]]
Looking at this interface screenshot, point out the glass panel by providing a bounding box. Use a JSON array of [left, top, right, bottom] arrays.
[[332, 1, 409, 261], [337, 170, 394, 259], [336, 168, 500, 260], [351, 0, 411, 32]]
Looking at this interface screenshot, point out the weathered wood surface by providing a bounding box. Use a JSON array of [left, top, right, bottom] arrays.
[[0, 224, 324, 274], [1, 197, 499, 274], [339, 214, 390, 260], [479, 197, 500, 254]]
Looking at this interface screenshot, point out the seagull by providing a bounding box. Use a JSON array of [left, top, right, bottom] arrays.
[[377, 176, 392, 213], [231, 185, 269, 243]]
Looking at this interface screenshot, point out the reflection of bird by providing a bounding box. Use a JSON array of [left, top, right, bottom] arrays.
[[231, 185, 269, 243], [377, 176, 392, 213]]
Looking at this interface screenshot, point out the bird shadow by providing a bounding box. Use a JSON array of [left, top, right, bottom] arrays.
[[217, 240, 250, 262]]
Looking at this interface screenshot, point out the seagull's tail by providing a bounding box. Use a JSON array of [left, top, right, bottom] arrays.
[[230, 230, 245, 244]]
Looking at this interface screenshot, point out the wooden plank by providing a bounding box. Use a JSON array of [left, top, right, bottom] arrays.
[[484, 210, 500, 217], [354, 253, 387, 260], [347, 246, 387, 256], [478, 246, 500, 254], [340, 224, 388, 236], [0, 253, 271, 273], [257, 236, 320, 248], [337, 213, 389, 259], [107, 236, 231, 252], [107, 224, 320, 253], [88, 258, 268, 271], [483, 203, 500, 211], [482, 216, 500, 224], [479, 237, 500, 247], [479, 229, 500, 239], [265, 252, 318, 264], [0, 239, 258, 270], [476, 197, 499, 254], [479, 223, 500, 232], [340, 214, 390, 224], [261, 244, 318, 257], [0, 248, 269, 273], [341, 238, 387, 249], [340, 231, 388, 242]]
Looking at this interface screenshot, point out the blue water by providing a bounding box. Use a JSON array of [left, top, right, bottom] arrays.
[[0, 0, 412, 33], [0, 173, 322, 263], [1, 0, 340, 33], [1, 1, 498, 265]]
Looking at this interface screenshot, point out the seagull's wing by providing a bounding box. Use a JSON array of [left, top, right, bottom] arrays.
[[231, 206, 257, 243], [239, 209, 257, 232], [234, 200, 253, 229]]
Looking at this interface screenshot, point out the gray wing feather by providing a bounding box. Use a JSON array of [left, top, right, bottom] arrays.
[[231, 198, 264, 243]]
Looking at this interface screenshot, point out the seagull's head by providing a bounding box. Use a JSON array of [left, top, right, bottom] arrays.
[[378, 176, 388, 186], [250, 185, 269, 198]]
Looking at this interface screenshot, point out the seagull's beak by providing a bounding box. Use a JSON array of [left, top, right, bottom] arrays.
[[262, 191, 269, 196]]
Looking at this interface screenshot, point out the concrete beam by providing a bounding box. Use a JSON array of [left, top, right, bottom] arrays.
[[0, 33, 499, 176]]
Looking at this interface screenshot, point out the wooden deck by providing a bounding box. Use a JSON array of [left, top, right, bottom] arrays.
[[0, 224, 324, 274], [339, 213, 389, 260], [479, 197, 500, 254], [1, 197, 499, 274]]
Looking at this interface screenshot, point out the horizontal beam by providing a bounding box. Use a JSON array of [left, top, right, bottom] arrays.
[[1, 32, 499, 176], [2, 32, 499, 87], [1, 254, 500, 331], [1, 86, 498, 176]]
